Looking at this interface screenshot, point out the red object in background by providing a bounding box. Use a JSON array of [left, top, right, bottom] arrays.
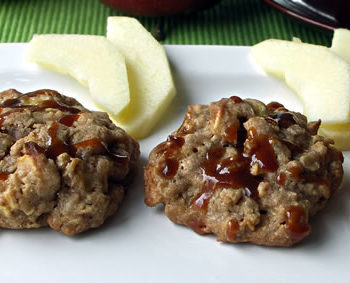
[[99, 0, 222, 16]]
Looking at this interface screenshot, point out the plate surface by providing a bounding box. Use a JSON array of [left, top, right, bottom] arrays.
[[0, 43, 349, 283]]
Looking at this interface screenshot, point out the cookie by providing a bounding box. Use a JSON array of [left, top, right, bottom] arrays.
[[144, 96, 343, 246], [0, 89, 139, 235]]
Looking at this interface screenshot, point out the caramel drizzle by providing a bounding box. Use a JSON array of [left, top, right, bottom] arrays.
[[0, 90, 128, 163]]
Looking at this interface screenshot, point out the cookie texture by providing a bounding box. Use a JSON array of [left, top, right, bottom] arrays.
[[0, 89, 139, 235], [144, 97, 344, 246]]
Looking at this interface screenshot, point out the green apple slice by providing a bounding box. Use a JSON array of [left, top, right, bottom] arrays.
[[251, 39, 350, 124], [26, 34, 130, 116], [331, 28, 350, 64], [107, 16, 176, 139]]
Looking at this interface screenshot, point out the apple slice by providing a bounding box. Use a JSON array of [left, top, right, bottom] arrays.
[[26, 34, 130, 116], [317, 28, 350, 151], [107, 16, 176, 139], [331, 28, 350, 64], [318, 124, 350, 151], [251, 39, 350, 124]]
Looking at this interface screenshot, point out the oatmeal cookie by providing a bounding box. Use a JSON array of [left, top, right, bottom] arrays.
[[0, 89, 139, 235], [144, 97, 343, 246]]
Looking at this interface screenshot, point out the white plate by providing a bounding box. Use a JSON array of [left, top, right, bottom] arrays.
[[0, 43, 349, 283]]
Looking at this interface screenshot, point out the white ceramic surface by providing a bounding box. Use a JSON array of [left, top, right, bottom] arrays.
[[0, 44, 349, 283]]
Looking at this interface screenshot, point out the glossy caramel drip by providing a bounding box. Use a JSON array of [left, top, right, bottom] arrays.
[[247, 128, 278, 172], [277, 172, 286, 185], [277, 166, 302, 186], [46, 122, 73, 160], [177, 112, 194, 136], [161, 158, 179, 179], [59, 114, 80, 127], [0, 98, 21, 108], [0, 90, 81, 129], [285, 206, 310, 239], [271, 113, 296, 129], [0, 91, 126, 164], [193, 147, 261, 210], [224, 121, 239, 143], [159, 135, 184, 178], [45, 125, 129, 163], [0, 172, 9, 181], [186, 219, 207, 235], [226, 219, 239, 241], [168, 135, 184, 148], [73, 137, 107, 153]]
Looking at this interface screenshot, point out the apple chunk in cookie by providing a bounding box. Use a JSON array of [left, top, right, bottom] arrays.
[[144, 97, 343, 247]]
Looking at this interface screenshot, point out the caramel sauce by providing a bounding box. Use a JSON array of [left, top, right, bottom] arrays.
[[159, 135, 184, 178], [226, 219, 239, 241], [177, 112, 194, 136], [0, 172, 9, 181], [0, 90, 81, 128], [247, 128, 278, 172], [266, 102, 285, 112], [161, 159, 179, 179], [0, 91, 126, 164], [186, 219, 207, 235], [224, 121, 239, 143], [271, 113, 296, 129], [1, 98, 21, 108], [59, 114, 81, 127], [277, 172, 286, 185], [46, 122, 72, 160], [45, 124, 129, 163], [285, 206, 310, 239], [192, 147, 261, 210], [288, 166, 302, 178]]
